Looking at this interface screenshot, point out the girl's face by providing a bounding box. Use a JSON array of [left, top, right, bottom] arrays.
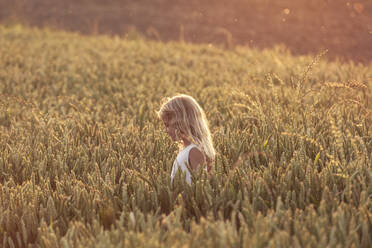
[[162, 118, 177, 141]]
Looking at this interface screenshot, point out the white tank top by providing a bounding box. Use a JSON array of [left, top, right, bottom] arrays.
[[171, 143, 202, 185]]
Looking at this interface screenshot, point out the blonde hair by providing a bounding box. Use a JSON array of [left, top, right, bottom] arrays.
[[157, 94, 216, 161]]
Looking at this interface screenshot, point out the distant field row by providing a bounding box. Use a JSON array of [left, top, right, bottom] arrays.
[[0, 0, 371, 63]]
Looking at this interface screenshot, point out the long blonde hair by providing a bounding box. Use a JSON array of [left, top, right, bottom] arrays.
[[157, 94, 216, 161]]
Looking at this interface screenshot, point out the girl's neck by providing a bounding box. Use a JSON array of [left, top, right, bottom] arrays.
[[182, 138, 191, 147]]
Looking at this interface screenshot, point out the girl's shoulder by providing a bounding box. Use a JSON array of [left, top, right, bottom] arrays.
[[189, 146, 204, 160], [188, 144, 205, 170], [180, 143, 197, 152], [177, 143, 198, 158]]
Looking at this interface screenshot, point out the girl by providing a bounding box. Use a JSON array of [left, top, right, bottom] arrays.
[[158, 94, 215, 185]]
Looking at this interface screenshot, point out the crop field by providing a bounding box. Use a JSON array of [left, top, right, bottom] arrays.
[[0, 25, 371, 247]]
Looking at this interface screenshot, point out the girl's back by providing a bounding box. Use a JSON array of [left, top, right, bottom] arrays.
[[171, 143, 199, 185]]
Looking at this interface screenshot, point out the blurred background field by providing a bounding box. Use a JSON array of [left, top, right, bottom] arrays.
[[0, 0, 371, 63], [0, 24, 371, 247]]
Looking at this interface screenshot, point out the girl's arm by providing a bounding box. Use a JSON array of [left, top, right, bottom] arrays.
[[189, 147, 205, 171]]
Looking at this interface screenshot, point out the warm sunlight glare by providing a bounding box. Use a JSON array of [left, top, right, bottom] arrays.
[[353, 3, 364, 14]]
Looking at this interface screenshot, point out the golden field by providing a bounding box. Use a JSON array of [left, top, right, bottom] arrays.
[[0, 25, 371, 247]]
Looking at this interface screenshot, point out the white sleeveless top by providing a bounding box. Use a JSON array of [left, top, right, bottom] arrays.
[[171, 143, 203, 185]]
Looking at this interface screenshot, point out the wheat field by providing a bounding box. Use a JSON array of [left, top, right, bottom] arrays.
[[0, 25, 371, 248]]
